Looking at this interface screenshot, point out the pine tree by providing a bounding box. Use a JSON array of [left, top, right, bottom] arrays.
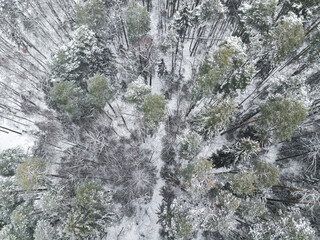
[[50, 25, 110, 85], [239, 0, 278, 32], [240, 198, 267, 221], [50, 80, 87, 119], [254, 160, 279, 188], [174, 4, 193, 39], [39, 188, 65, 217], [193, 37, 254, 99], [192, 97, 236, 138], [230, 171, 257, 195], [0, 148, 26, 177], [181, 158, 215, 194], [249, 209, 315, 240], [33, 220, 56, 240], [178, 130, 202, 161], [125, 1, 150, 44], [167, 199, 194, 240], [87, 72, 114, 109], [142, 94, 166, 130], [125, 76, 151, 105], [15, 158, 46, 190], [63, 181, 116, 239], [269, 12, 305, 62], [0, 178, 24, 226], [0, 225, 17, 240], [10, 204, 36, 240], [233, 137, 260, 162], [199, 0, 226, 22], [75, 0, 106, 31], [257, 97, 308, 141]]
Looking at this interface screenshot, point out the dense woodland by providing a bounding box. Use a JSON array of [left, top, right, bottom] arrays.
[[0, 0, 319, 239]]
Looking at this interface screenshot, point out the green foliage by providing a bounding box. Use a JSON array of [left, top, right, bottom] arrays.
[[0, 148, 26, 177], [182, 159, 214, 194], [39, 188, 65, 216], [142, 94, 166, 130], [231, 171, 257, 195], [269, 12, 305, 62], [215, 190, 240, 212], [254, 160, 279, 188], [192, 97, 236, 138], [10, 204, 35, 240], [0, 225, 17, 240], [178, 131, 202, 160], [87, 73, 114, 109], [0, 178, 24, 226], [33, 220, 56, 240], [249, 209, 315, 240], [63, 181, 116, 239], [49, 25, 107, 83], [174, 5, 194, 37], [233, 137, 260, 162], [125, 76, 151, 105], [125, 1, 150, 44], [75, 0, 105, 31], [171, 211, 193, 240], [258, 97, 308, 141], [64, 207, 95, 239], [168, 201, 194, 240], [50, 80, 86, 119], [193, 37, 254, 99], [214, 38, 247, 70], [75, 181, 102, 208], [240, 0, 278, 32], [199, 0, 226, 22], [240, 198, 267, 221], [192, 58, 221, 101], [15, 158, 46, 190]]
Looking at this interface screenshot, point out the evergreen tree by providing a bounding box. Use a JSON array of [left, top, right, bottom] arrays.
[[10, 204, 36, 240], [142, 94, 166, 130], [50, 80, 87, 119], [199, 0, 226, 22], [166, 199, 194, 240], [178, 130, 202, 161], [33, 220, 56, 240], [0, 178, 24, 227], [75, 0, 106, 31], [63, 181, 116, 239], [239, 0, 278, 32], [193, 37, 254, 99], [0, 225, 17, 240], [249, 209, 315, 239], [125, 76, 151, 106], [269, 12, 305, 62], [233, 137, 260, 162], [181, 158, 215, 194], [0, 148, 26, 177], [15, 158, 46, 190], [254, 160, 279, 188], [50, 25, 111, 85], [192, 97, 236, 138], [125, 1, 150, 44], [240, 198, 267, 221], [230, 171, 257, 195], [174, 4, 193, 38], [257, 97, 308, 141], [39, 188, 65, 217], [87, 72, 114, 109]]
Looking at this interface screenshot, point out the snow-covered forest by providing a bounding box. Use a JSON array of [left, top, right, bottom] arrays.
[[0, 0, 319, 239]]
